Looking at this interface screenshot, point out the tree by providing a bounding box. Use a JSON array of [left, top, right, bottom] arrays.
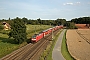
[[56, 18, 66, 25], [9, 17, 27, 44], [22, 17, 28, 24], [71, 17, 90, 24], [37, 18, 41, 24], [66, 22, 77, 29], [9, 17, 10, 20]]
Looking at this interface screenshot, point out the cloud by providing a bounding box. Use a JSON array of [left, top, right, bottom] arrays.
[[63, 3, 73, 5], [75, 2, 81, 5], [63, 2, 81, 6], [76, 2, 80, 4]]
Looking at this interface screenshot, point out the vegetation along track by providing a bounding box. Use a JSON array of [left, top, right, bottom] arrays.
[[1, 29, 60, 60], [76, 30, 90, 44]]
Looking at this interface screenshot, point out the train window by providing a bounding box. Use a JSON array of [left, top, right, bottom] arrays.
[[32, 34, 38, 38], [32, 35, 36, 38]]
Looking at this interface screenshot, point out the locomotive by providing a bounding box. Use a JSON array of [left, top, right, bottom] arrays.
[[31, 25, 63, 42]]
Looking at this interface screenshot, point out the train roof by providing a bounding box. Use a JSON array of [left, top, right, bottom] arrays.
[[42, 27, 53, 32], [42, 29, 48, 32]]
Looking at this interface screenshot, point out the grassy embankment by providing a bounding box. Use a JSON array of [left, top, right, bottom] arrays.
[[0, 25, 51, 58], [40, 29, 63, 60], [61, 30, 75, 60], [26, 25, 52, 39]]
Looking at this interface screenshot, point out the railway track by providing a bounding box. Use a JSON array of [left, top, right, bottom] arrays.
[[76, 30, 90, 44], [1, 43, 33, 60], [24, 36, 50, 60], [1, 29, 60, 60]]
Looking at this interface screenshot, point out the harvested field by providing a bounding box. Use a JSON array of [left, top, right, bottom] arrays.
[[66, 29, 90, 60], [75, 24, 88, 29], [77, 29, 90, 43]]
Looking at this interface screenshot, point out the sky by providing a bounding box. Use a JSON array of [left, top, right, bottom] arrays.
[[0, 0, 90, 20]]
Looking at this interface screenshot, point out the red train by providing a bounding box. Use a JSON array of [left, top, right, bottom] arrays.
[[31, 25, 63, 42]]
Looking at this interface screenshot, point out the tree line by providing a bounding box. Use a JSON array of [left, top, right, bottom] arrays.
[[0, 17, 67, 26], [1, 16, 90, 30], [71, 17, 90, 24], [0, 17, 80, 29]]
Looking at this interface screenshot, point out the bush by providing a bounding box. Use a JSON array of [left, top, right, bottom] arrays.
[[0, 25, 4, 30]]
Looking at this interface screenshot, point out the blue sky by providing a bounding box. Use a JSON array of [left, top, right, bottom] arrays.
[[0, 0, 90, 20]]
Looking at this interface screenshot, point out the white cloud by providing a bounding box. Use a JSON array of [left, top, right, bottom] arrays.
[[63, 2, 81, 6], [75, 2, 81, 5], [76, 2, 80, 4], [67, 3, 73, 5], [63, 3, 74, 5]]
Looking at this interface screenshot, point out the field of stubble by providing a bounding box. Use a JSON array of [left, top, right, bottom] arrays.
[[66, 29, 90, 60]]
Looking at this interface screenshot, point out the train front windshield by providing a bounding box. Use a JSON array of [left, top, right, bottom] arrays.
[[32, 34, 38, 38]]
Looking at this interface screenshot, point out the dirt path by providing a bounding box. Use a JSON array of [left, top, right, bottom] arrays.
[[66, 29, 90, 60]]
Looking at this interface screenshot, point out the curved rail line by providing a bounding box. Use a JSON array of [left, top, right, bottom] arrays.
[[1, 29, 60, 60], [27, 30, 54, 60], [1, 43, 33, 60]]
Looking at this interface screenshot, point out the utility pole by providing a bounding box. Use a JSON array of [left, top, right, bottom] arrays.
[[35, 26, 36, 34], [52, 28, 53, 40], [40, 19, 42, 30]]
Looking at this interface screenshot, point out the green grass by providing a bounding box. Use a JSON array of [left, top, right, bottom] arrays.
[[0, 33, 19, 58], [26, 25, 52, 38], [0, 25, 52, 58], [40, 29, 63, 60], [61, 30, 75, 60], [0, 42, 19, 58]]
